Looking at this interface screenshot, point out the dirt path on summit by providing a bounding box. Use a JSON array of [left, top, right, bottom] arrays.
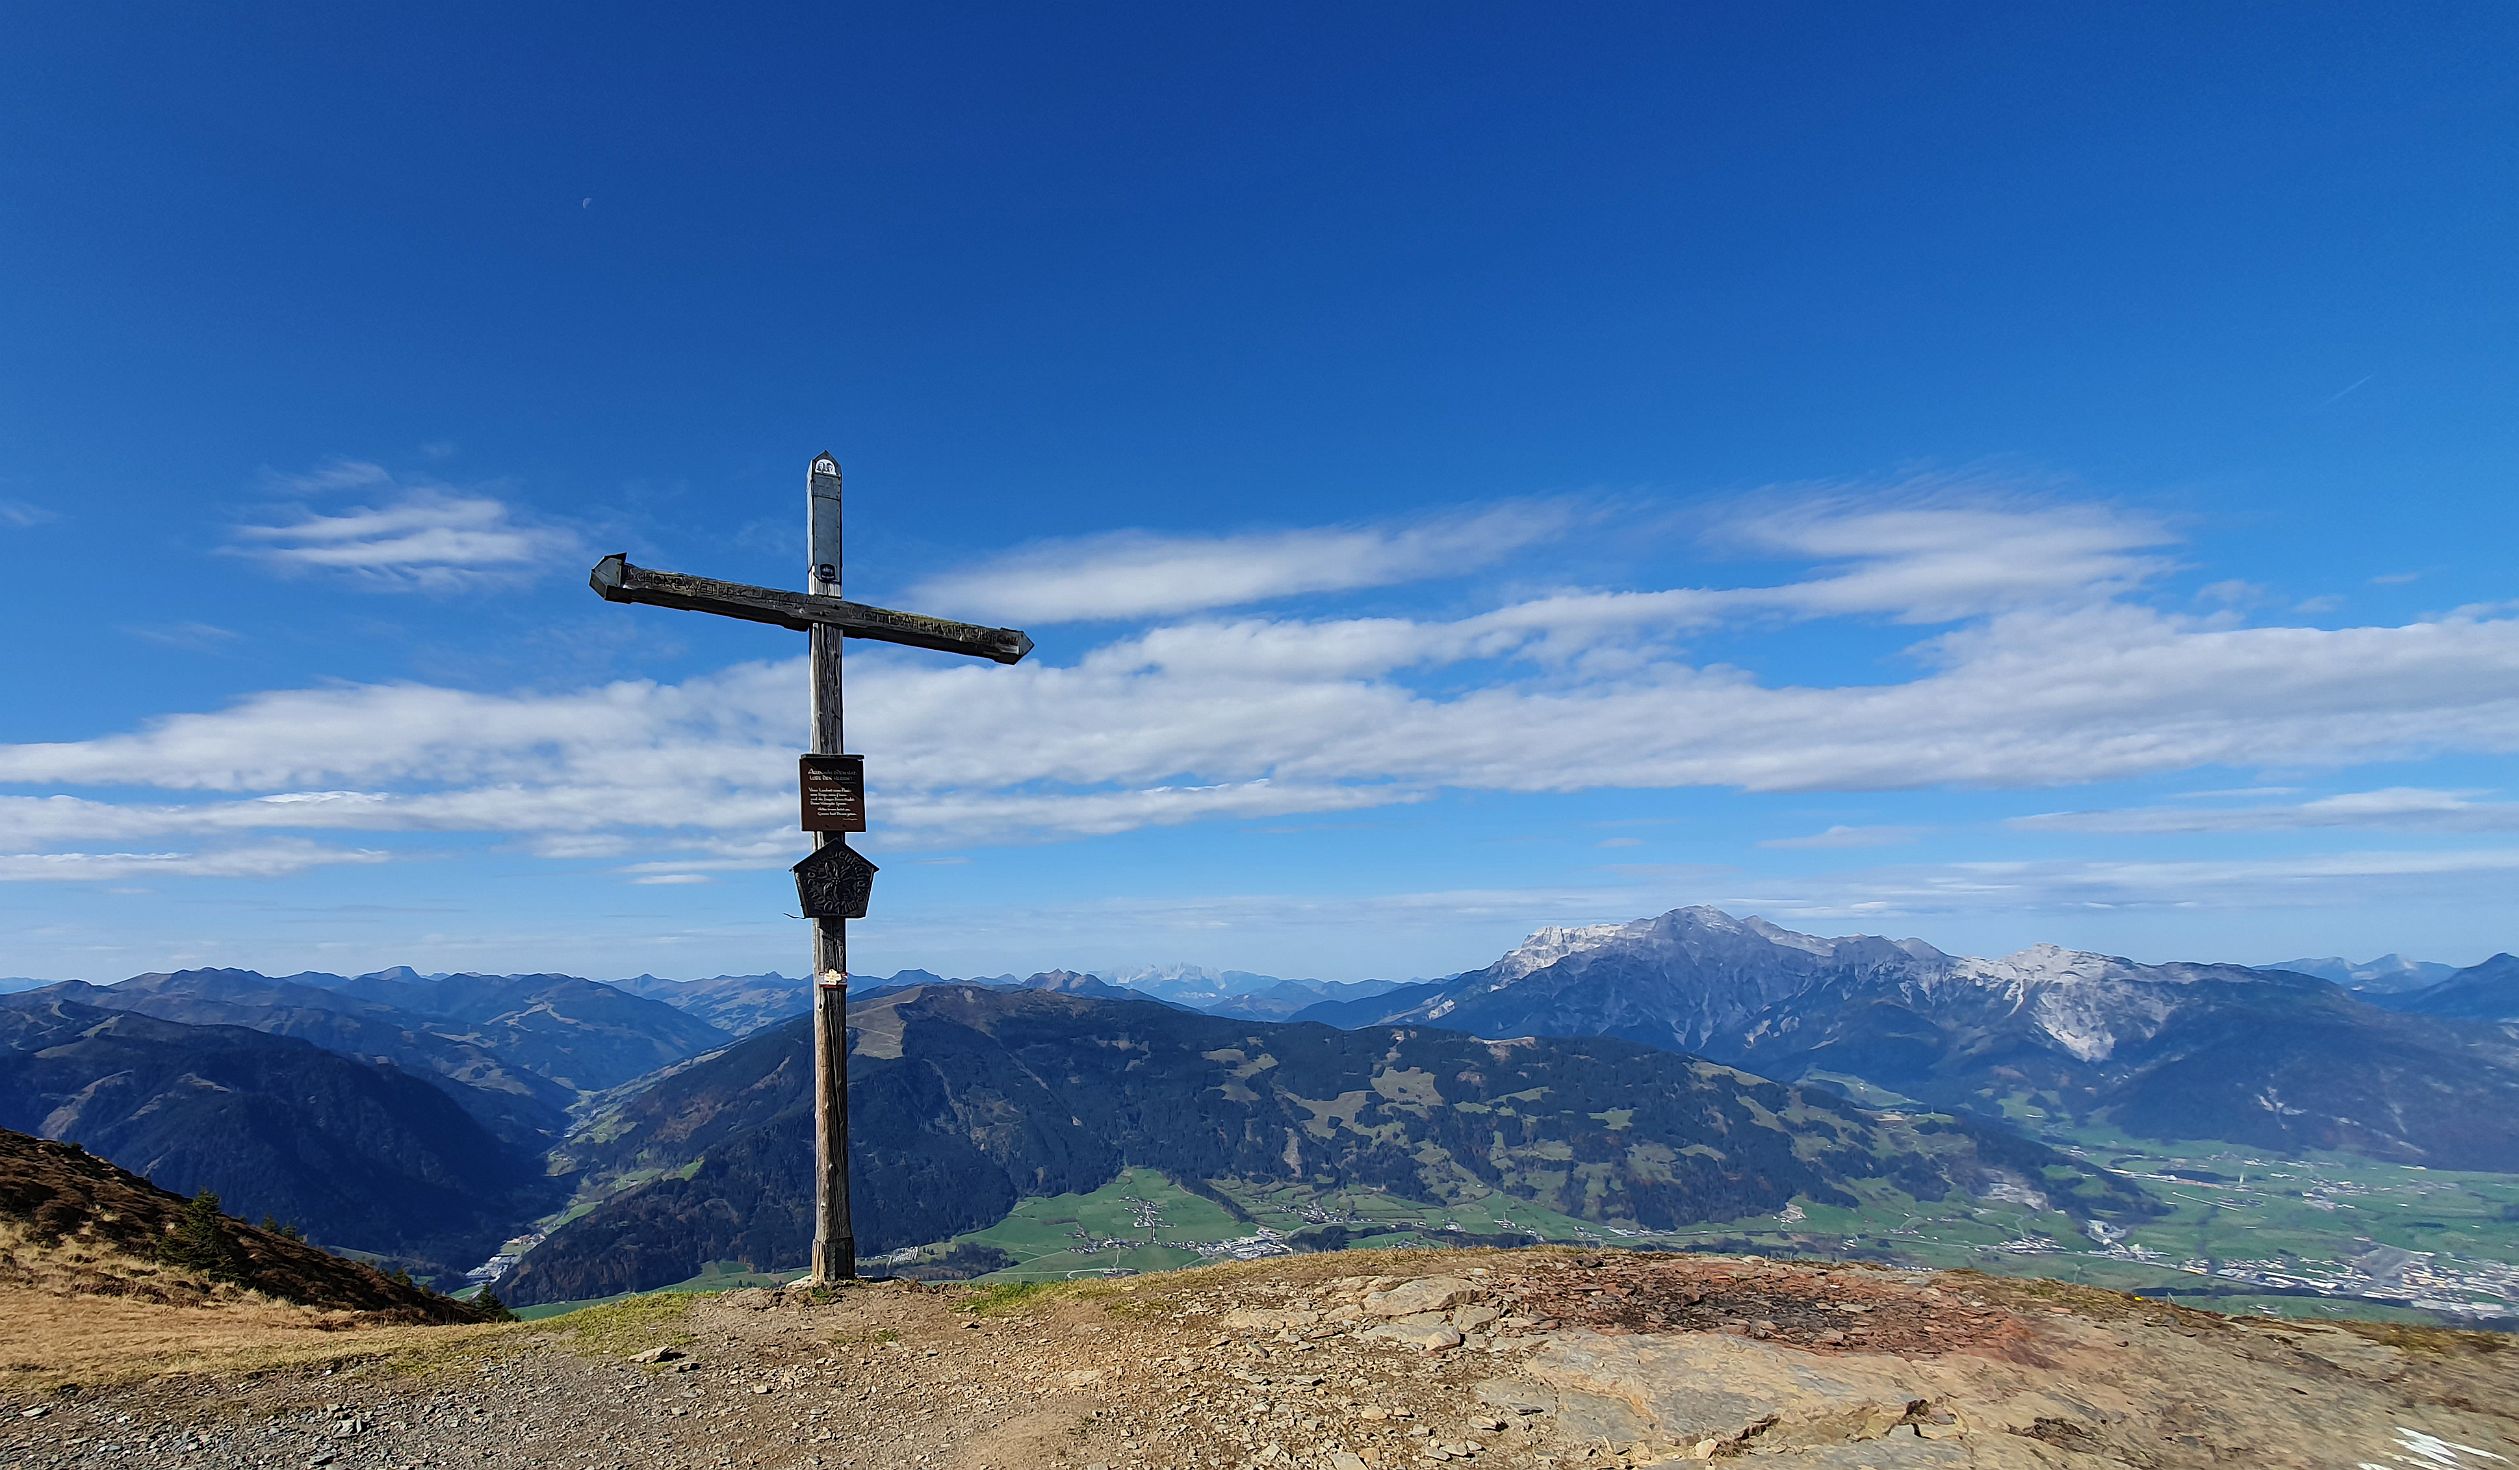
[[4, 1248, 2513, 1470]]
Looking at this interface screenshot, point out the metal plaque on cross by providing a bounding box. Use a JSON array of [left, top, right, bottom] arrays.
[[792, 840, 878, 921], [799, 754, 867, 832]]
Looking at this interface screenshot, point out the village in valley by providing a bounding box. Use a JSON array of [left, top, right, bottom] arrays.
[[831, 1138, 2519, 1332]]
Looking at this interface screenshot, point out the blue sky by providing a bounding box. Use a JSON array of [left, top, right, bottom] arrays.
[[2, 4, 2515, 982]]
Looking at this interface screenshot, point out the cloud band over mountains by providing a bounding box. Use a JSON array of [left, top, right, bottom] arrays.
[[4, 490, 2517, 917]]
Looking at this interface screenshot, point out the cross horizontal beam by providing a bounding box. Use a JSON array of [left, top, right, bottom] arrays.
[[589, 554, 1033, 665]]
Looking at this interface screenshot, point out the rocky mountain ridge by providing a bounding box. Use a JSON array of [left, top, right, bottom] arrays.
[[1362, 906, 2519, 1168], [2374, 952, 2519, 1023], [2270, 952, 2462, 992]]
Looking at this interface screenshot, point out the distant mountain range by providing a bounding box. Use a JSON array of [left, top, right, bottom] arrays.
[[1334, 908, 2519, 1169], [2374, 952, 2519, 1023], [1098, 964, 1420, 1020], [607, 972, 808, 1038], [4, 914, 2511, 1294], [0, 995, 560, 1276], [2267, 953, 2462, 992], [0, 966, 736, 1273], [17, 967, 727, 1146], [497, 983, 2151, 1305], [610, 965, 1424, 1028]]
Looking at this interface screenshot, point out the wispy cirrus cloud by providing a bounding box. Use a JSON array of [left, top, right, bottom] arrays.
[[0, 498, 60, 528], [227, 460, 577, 590], [1716, 492, 2177, 623], [1759, 824, 1924, 850], [914, 487, 2176, 631], [0, 839, 387, 883], [1728, 846, 2519, 925], [124, 621, 240, 652], [2013, 787, 2519, 836], [903, 500, 1589, 623]]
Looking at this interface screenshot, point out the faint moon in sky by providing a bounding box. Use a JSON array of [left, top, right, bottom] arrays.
[[581, 197, 592, 209]]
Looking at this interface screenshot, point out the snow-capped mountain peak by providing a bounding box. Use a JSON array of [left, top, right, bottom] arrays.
[[1426, 907, 2269, 1064], [1489, 921, 1635, 982]]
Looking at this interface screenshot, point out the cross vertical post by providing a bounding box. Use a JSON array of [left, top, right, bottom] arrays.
[[586, 449, 1032, 1293], [805, 453, 853, 1282]]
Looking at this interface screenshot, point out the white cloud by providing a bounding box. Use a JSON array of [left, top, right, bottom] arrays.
[[1718, 494, 2177, 622], [7, 492, 2518, 880], [916, 489, 2174, 632], [8, 595, 2516, 871], [125, 621, 241, 651], [229, 461, 576, 590], [2013, 787, 2519, 836], [904, 502, 1584, 623], [0, 840, 387, 882], [1759, 824, 1923, 850], [1728, 846, 2519, 923], [0, 498, 59, 528]]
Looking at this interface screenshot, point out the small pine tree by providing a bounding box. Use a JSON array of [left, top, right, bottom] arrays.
[[165, 1190, 247, 1283], [472, 1287, 517, 1322]]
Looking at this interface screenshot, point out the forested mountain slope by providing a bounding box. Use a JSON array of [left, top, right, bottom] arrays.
[[25, 971, 572, 1147], [498, 984, 2151, 1304], [0, 998, 560, 1276]]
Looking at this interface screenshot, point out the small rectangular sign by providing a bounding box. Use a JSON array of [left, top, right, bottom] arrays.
[[799, 755, 867, 832]]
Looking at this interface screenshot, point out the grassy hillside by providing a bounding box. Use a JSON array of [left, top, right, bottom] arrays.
[[0, 1127, 484, 1320]]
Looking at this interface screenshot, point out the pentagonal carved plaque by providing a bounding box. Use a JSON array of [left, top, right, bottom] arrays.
[[792, 840, 877, 920]]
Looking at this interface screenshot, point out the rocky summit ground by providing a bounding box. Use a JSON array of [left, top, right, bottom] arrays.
[[3, 1248, 2514, 1470]]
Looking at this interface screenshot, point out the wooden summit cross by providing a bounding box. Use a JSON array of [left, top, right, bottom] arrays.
[[589, 452, 1032, 1282]]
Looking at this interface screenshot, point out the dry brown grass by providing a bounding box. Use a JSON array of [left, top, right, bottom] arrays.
[[0, 1221, 505, 1391], [0, 1283, 499, 1391], [0, 1218, 726, 1391]]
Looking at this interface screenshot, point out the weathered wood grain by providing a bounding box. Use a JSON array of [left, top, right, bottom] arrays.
[[589, 554, 1033, 665], [807, 456, 855, 1281]]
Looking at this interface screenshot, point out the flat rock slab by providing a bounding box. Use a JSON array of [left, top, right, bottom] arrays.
[[1362, 1276, 1481, 1318], [1360, 1311, 1463, 1352], [1524, 1330, 1932, 1449], [1753, 1433, 1976, 1469]]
